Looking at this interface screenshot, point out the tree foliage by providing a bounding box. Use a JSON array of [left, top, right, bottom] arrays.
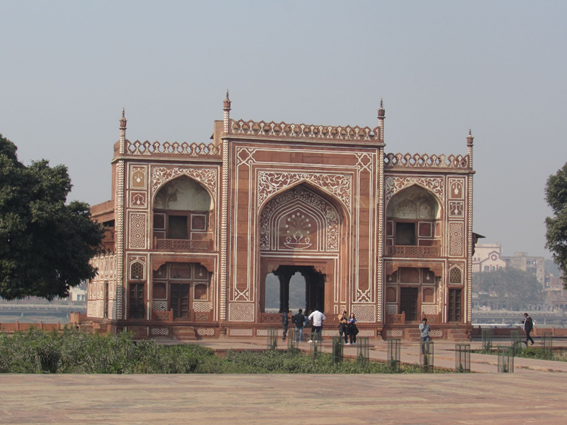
[[545, 162, 567, 288], [472, 267, 543, 310], [0, 134, 104, 300]]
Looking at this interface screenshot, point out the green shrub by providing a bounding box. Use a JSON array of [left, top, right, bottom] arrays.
[[0, 329, 437, 374]]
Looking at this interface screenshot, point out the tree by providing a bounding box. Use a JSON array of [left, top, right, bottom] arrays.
[[0, 134, 104, 300], [473, 268, 543, 310], [545, 162, 567, 288]]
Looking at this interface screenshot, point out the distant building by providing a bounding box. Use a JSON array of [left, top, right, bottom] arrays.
[[472, 243, 507, 273], [545, 276, 567, 310], [503, 252, 545, 286]]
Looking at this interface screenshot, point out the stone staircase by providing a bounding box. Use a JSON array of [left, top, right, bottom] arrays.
[[445, 328, 471, 341], [172, 326, 198, 341]]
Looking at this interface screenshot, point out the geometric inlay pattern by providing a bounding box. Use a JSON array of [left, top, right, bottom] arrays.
[[193, 302, 212, 312], [386, 304, 398, 315], [129, 213, 146, 249], [449, 222, 464, 257], [422, 305, 438, 315], [228, 303, 254, 322], [229, 329, 254, 336], [153, 301, 167, 311], [351, 305, 375, 323]]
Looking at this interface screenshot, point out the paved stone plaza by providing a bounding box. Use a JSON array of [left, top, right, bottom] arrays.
[[2, 339, 567, 424]]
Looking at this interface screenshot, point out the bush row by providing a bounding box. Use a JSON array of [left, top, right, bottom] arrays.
[[0, 328, 425, 374]]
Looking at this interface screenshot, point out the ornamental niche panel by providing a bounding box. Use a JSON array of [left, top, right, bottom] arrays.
[[449, 201, 464, 217], [449, 178, 465, 199], [385, 176, 444, 204], [151, 166, 218, 199], [131, 166, 147, 189], [260, 186, 340, 252], [449, 222, 464, 257], [130, 192, 147, 208], [257, 171, 352, 212]]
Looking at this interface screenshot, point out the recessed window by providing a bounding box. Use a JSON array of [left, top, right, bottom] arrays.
[[395, 222, 416, 245], [168, 215, 188, 239]]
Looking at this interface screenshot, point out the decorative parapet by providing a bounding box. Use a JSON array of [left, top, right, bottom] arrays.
[[230, 119, 381, 142], [384, 153, 470, 169], [125, 140, 222, 157]]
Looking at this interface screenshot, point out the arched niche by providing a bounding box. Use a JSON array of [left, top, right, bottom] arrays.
[[153, 176, 214, 243], [386, 185, 441, 247]]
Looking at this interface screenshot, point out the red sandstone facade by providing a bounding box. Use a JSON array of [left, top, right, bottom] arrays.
[[88, 96, 475, 340]]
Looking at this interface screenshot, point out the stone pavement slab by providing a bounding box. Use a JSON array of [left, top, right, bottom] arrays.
[[1, 373, 567, 424]]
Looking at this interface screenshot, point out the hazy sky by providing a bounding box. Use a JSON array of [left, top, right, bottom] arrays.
[[1, 1, 565, 258]]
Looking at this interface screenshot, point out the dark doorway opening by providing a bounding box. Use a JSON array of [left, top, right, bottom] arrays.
[[400, 287, 419, 321], [264, 265, 325, 314], [448, 289, 462, 322]]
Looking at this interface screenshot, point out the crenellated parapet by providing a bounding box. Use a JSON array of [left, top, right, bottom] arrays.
[[230, 119, 381, 142], [125, 140, 222, 158], [384, 152, 470, 169]]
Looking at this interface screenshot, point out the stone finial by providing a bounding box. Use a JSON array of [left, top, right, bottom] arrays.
[[467, 129, 474, 146], [119, 108, 127, 130], [119, 108, 127, 154], [223, 90, 231, 111], [378, 98, 385, 119], [223, 90, 231, 134]]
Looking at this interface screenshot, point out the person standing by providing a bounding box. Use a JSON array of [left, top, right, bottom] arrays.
[[419, 318, 431, 353], [308, 309, 326, 343], [338, 310, 349, 344], [523, 313, 535, 346], [347, 312, 358, 345], [282, 310, 290, 342], [293, 309, 305, 343]]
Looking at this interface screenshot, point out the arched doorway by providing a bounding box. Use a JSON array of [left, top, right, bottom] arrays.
[[258, 184, 346, 317], [264, 265, 326, 314]]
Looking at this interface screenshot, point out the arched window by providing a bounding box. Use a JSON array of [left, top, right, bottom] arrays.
[[449, 266, 462, 284], [130, 262, 144, 280]]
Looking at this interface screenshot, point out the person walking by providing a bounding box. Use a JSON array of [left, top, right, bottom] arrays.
[[293, 308, 305, 343], [522, 313, 535, 346], [282, 310, 290, 342], [419, 318, 431, 354], [338, 310, 349, 344], [308, 309, 326, 343], [347, 312, 358, 345]]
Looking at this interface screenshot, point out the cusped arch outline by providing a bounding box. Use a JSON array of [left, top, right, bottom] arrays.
[[384, 176, 444, 207], [151, 166, 218, 209], [259, 188, 341, 252], [257, 171, 352, 217]]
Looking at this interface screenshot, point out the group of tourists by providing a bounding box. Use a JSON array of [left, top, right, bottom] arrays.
[[282, 308, 327, 343], [338, 310, 359, 345], [281, 308, 359, 344]]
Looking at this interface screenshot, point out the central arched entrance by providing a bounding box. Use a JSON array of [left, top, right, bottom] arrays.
[[265, 265, 326, 314], [258, 183, 347, 319]]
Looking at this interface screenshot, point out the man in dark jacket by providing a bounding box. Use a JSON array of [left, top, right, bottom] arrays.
[[293, 309, 305, 343], [523, 313, 535, 346], [282, 310, 290, 342]]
